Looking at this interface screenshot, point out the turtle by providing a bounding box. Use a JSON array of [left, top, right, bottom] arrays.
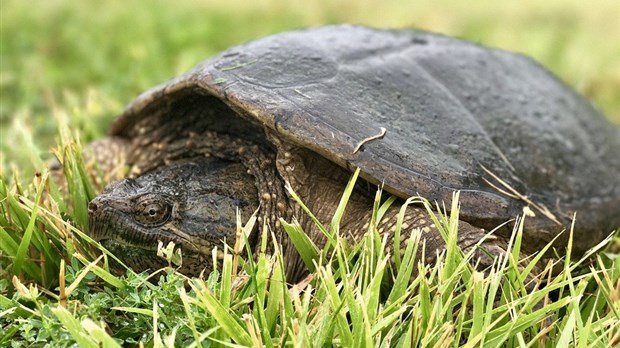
[[85, 25, 620, 282]]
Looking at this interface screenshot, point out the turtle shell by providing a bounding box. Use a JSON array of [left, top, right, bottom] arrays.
[[110, 25, 620, 254]]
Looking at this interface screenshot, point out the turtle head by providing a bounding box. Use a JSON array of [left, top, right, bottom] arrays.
[[88, 159, 258, 276]]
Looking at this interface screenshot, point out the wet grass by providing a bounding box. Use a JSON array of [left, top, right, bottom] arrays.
[[1, 0, 619, 346], [2, 134, 619, 345]]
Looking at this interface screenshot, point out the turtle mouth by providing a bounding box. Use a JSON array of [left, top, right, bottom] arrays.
[[99, 237, 159, 252], [99, 240, 167, 274], [88, 196, 179, 248], [99, 239, 215, 276], [88, 201, 220, 276], [88, 204, 147, 244], [89, 211, 211, 255], [88, 203, 229, 265]]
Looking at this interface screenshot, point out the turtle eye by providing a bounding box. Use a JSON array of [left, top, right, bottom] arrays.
[[134, 195, 172, 226]]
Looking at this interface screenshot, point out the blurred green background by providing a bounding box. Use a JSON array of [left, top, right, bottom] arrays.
[[1, 0, 619, 175]]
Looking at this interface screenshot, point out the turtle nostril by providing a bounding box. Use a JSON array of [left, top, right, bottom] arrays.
[[88, 202, 99, 213]]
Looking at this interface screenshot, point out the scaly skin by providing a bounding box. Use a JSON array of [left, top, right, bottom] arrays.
[[88, 159, 259, 275], [88, 132, 514, 282]]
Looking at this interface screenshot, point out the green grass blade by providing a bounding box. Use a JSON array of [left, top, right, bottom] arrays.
[[330, 167, 360, 234], [192, 281, 253, 346], [12, 172, 47, 280], [51, 306, 99, 348], [281, 219, 320, 272]]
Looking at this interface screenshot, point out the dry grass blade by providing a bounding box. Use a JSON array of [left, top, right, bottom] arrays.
[[481, 165, 562, 225]]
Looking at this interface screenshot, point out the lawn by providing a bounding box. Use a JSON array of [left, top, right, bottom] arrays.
[[1, 0, 619, 346]]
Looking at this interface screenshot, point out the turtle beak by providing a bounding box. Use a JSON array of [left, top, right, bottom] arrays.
[[88, 196, 110, 241], [87, 194, 130, 241], [87, 196, 110, 215]]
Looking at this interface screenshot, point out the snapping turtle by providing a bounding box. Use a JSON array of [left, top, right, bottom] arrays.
[[86, 25, 620, 281]]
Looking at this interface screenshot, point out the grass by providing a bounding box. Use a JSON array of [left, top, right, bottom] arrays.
[[2, 137, 619, 346], [1, 0, 619, 346]]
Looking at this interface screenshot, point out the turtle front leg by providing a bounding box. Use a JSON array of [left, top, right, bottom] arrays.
[[343, 203, 547, 299], [338, 198, 516, 277], [272, 142, 537, 284]]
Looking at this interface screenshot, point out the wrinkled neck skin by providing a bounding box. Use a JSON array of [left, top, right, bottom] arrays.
[[273, 144, 379, 281]]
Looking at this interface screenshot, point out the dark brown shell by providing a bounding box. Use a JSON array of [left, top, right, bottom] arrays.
[[110, 25, 620, 254]]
